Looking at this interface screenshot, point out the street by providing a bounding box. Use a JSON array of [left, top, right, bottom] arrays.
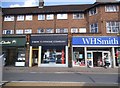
[[3, 72, 119, 84]]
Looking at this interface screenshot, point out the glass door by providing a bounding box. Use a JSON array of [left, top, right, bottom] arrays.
[[102, 51, 111, 67], [87, 51, 93, 67]]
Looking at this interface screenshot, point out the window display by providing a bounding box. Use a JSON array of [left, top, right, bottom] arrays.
[[73, 47, 85, 66], [41, 46, 65, 64]]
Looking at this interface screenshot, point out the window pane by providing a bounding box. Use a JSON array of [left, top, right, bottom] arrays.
[[16, 30, 23, 34], [26, 15, 32, 20], [57, 14, 68, 19], [38, 15, 45, 20]]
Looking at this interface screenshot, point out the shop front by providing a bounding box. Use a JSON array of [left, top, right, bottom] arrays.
[[1, 35, 26, 66], [72, 36, 120, 68], [29, 34, 68, 67]]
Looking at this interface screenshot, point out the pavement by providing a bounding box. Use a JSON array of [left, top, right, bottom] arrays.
[[3, 66, 119, 74]]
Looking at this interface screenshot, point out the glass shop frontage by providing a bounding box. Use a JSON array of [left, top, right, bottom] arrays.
[[29, 34, 68, 67], [1, 35, 26, 67], [72, 36, 120, 68]]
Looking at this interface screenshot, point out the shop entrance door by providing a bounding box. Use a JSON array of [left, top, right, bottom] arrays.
[[93, 52, 102, 67], [102, 51, 111, 67], [32, 49, 38, 66]]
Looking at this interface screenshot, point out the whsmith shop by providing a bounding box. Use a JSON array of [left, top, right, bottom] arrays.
[[72, 36, 120, 68]]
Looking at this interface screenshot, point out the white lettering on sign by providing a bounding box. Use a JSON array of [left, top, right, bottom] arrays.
[[82, 38, 118, 45]]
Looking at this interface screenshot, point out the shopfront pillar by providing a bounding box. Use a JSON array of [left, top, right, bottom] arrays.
[[66, 46, 68, 67], [112, 47, 116, 68], [38, 46, 42, 67], [29, 46, 32, 67], [84, 47, 87, 67]]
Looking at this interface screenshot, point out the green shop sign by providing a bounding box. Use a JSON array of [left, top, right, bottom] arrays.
[[0, 36, 26, 46]]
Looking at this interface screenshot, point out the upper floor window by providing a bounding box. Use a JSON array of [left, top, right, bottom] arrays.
[[89, 8, 97, 16], [73, 13, 84, 19], [90, 23, 98, 33], [56, 28, 68, 33], [17, 15, 24, 21], [26, 15, 33, 21], [4, 16, 14, 21], [46, 14, 54, 20], [71, 28, 78, 33], [106, 22, 120, 33], [46, 28, 54, 33], [24, 29, 32, 34], [37, 28, 45, 33], [3, 30, 14, 34], [38, 14, 45, 20], [16, 29, 23, 34], [105, 5, 119, 12], [57, 14, 68, 19], [79, 28, 86, 33]]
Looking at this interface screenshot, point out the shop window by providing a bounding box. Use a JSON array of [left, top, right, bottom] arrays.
[[79, 28, 86, 33], [71, 28, 78, 33], [38, 14, 45, 20], [16, 29, 23, 34], [37, 28, 45, 33], [46, 28, 54, 33], [105, 5, 119, 12], [3, 30, 14, 34], [89, 8, 97, 16], [4, 16, 14, 21], [24, 29, 32, 34], [57, 14, 68, 19], [115, 47, 120, 66], [46, 14, 54, 20], [73, 13, 84, 19], [26, 15, 33, 20], [56, 28, 68, 33], [41, 46, 66, 64], [90, 23, 98, 33], [106, 22, 120, 33], [17, 15, 24, 21], [73, 47, 85, 66]]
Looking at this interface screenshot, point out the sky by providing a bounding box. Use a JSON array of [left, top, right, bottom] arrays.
[[1, 0, 120, 8]]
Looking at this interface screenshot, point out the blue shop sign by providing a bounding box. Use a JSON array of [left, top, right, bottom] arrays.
[[72, 36, 120, 46]]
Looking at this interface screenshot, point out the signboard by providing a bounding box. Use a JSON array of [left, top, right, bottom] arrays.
[[30, 34, 68, 46], [72, 36, 120, 46], [0, 36, 26, 46]]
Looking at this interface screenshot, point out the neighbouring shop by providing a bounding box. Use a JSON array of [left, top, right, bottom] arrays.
[[1, 35, 26, 66], [72, 36, 120, 68], [29, 34, 68, 67]]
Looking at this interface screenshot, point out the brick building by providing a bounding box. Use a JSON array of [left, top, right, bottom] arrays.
[[1, 0, 120, 68]]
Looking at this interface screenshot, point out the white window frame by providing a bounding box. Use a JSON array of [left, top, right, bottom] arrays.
[[26, 15, 33, 21], [90, 23, 98, 33], [3, 30, 14, 34], [79, 28, 86, 33], [73, 13, 84, 19], [57, 14, 68, 19], [16, 29, 23, 34], [4, 16, 14, 21], [56, 28, 68, 33], [46, 28, 54, 33], [38, 14, 45, 20], [24, 29, 32, 34], [89, 8, 97, 16], [17, 15, 24, 21], [46, 14, 54, 20], [106, 22, 120, 33], [105, 5, 119, 12], [37, 28, 45, 33], [71, 28, 78, 33]]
